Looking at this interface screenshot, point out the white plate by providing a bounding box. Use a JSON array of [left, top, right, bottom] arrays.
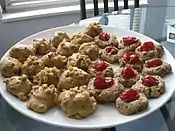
[[0, 25, 175, 129]]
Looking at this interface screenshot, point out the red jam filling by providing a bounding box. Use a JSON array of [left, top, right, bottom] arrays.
[[123, 51, 140, 64], [99, 32, 110, 41], [122, 67, 137, 79], [120, 89, 140, 103], [94, 77, 114, 89], [123, 36, 138, 46], [92, 62, 109, 72], [106, 46, 118, 55], [145, 59, 163, 68], [142, 76, 159, 87], [139, 41, 155, 52]]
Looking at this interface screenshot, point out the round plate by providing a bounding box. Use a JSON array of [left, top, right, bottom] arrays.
[[0, 25, 175, 129]]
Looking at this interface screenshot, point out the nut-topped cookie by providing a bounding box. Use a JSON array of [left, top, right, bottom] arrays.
[[9, 44, 35, 63], [57, 66, 90, 90], [88, 77, 124, 102], [142, 58, 171, 77], [70, 33, 94, 51], [41, 52, 67, 69], [33, 38, 56, 55], [88, 61, 114, 77], [95, 32, 118, 49], [21, 56, 44, 79], [27, 84, 59, 113], [58, 85, 97, 119], [79, 42, 99, 61], [57, 39, 76, 57], [33, 67, 62, 86], [50, 31, 70, 48], [4, 74, 32, 101], [0, 57, 22, 78], [132, 75, 165, 98], [84, 22, 102, 37], [67, 53, 92, 71], [135, 41, 164, 61]]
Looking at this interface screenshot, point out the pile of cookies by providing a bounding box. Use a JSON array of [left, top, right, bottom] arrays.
[[0, 23, 172, 119]]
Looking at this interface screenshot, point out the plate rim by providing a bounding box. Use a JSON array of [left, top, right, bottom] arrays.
[[0, 25, 175, 129]]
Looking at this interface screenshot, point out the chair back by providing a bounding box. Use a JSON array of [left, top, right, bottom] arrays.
[[80, 0, 140, 19]]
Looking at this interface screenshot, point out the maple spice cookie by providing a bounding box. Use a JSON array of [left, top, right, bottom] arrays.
[[135, 41, 164, 61], [33, 38, 56, 55], [57, 66, 90, 90], [41, 52, 67, 69], [57, 39, 76, 57], [4, 74, 32, 101], [21, 56, 44, 79], [115, 66, 140, 88], [118, 36, 141, 51], [94, 32, 119, 49], [50, 31, 70, 48], [67, 53, 92, 71], [132, 75, 165, 98], [9, 44, 35, 63], [88, 61, 114, 77], [27, 84, 59, 113], [79, 42, 99, 61], [0, 57, 22, 78], [142, 58, 172, 77], [100, 45, 119, 63], [119, 51, 144, 72], [116, 89, 148, 115], [84, 22, 103, 38], [33, 67, 62, 87], [88, 77, 124, 102], [58, 85, 97, 119], [70, 33, 94, 52]]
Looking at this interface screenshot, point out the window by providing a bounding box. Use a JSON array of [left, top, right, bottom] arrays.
[[3, 0, 148, 13]]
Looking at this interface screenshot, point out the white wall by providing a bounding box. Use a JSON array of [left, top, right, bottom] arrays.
[[166, 0, 175, 18], [142, 0, 167, 39]]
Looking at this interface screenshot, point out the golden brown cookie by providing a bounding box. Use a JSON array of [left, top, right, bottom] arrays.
[[84, 22, 102, 37], [4, 74, 32, 101], [9, 44, 35, 63], [33, 38, 56, 55], [0, 57, 22, 78], [27, 84, 59, 113], [41, 52, 67, 69], [33, 67, 62, 86], [79, 42, 99, 61], [57, 66, 90, 90], [21, 56, 44, 79], [50, 31, 70, 48], [58, 85, 97, 119], [67, 53, 92, 71]]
